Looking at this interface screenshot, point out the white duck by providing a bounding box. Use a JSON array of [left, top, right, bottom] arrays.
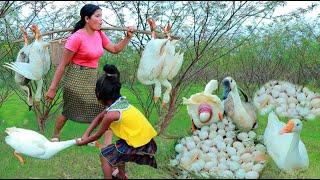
[[3, 24, 51, 109], [183, 79, 224, 131], [5, 26, 33, 109], [263, 111, 309, 173], [137, 18, 184, 107], [222, 76, 258, 132], [5, 127, 78, 164]]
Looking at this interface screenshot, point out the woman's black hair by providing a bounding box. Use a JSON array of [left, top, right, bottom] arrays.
[[72, 4, 101, 33], [95, 64, 121, 101]]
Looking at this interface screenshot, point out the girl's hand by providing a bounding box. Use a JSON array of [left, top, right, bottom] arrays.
[[81, 133, 89, 140], [45, 88, 56, 102], [76, 138, 86, 146], [126, 26, 136, 38]]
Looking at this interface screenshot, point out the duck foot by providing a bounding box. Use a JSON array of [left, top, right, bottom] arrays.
[[153, 96, 159, 103], [14, 151, 25, 164]]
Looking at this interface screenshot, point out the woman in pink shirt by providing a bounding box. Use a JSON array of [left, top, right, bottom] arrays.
[[45, 4, 134, 148]]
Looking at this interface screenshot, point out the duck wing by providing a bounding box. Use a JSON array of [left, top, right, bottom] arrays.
[[264, 112, 292, 169], [224, 95, 234, 118], [3, 62, 41, 80], [298, 140, 309, 168]]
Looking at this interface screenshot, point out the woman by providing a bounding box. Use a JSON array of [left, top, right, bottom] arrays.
[[45, 4, 135, 144]]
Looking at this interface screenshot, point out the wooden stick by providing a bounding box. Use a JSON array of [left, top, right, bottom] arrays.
[[12, 26, 182, 43]]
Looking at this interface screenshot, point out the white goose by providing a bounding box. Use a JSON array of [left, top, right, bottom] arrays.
[[137, 18, 184, 107], [263, 111, 309, 173], [5, 127, 78, 164], [222, 76, 258, 132], [3, 24, 51, 109], [183, 79, 224, 131]]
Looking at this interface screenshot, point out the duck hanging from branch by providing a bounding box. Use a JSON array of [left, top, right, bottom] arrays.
[[137, 18, 184, 107], [3, 24, 51, 110]]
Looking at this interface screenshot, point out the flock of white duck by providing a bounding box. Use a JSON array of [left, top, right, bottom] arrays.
[[170, 77, 312, 179], [253, 80, 320, 120]]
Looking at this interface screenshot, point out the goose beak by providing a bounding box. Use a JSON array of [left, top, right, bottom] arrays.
[[280, 120, 294, 134]]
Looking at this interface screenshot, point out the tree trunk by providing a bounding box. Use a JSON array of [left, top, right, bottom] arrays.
[[158, 86, 179, 135]]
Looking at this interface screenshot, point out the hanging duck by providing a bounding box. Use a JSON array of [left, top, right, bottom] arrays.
[[137, 18, 184, 107], [3, 24, 51, 110]]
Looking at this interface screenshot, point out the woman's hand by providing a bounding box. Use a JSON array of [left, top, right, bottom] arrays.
[[126, 26, 136, 38], [45, 88, 56, 102]]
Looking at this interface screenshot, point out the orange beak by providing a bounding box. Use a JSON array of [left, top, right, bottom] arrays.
[[218, 112, 223, 121], [280, 120, 294, 134]]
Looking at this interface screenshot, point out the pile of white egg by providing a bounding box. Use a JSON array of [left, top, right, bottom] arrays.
[[253, 80, 320, 120], [169, 117, 267, 179]]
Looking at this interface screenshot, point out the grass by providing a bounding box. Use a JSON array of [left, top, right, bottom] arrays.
[[0, 86, 320, 179]]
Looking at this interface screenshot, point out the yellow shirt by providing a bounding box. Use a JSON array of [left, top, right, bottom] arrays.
[[107, 97, 157, 148]]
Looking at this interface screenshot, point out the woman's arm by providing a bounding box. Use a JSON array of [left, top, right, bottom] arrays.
[[45, 48, 75, 101], [77, 111, 120, 145], [81, 110, 107, 139], [103, 26, 135, 54]]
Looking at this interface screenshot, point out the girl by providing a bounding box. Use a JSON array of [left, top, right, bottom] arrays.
[[76, 64, 158, 179]]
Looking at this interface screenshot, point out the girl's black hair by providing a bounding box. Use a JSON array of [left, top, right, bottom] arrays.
[[95, 64, 121, 101], [72, 4, 101, 33]]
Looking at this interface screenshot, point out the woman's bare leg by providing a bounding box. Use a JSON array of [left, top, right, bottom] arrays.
[[52, 114, 67, 140]]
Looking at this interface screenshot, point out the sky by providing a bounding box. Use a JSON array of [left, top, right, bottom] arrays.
[[273, 1, 319, 17], [20, 1, 320, 28]]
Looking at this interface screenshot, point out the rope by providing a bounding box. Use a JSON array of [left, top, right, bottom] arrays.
[[12, 26, 182, 43]]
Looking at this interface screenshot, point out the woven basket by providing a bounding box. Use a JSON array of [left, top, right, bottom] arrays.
[[50, 38, 67, 66]]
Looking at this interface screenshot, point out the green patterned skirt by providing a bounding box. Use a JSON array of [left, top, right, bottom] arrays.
[[62, 64, 105, 123]]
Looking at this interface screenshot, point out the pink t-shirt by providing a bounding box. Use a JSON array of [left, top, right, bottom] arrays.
[[65, 29, 111, 68]]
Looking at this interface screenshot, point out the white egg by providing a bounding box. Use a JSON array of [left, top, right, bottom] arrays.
[[252, 163, 264, 173], [235, 168, 246, 179], [229, 161, 241, 172], [199, 130, 209, 140], [226, 146, 237, 156], [175, 143, 184, 153], [186, 140, 196, 150], [245, 171, 259, 179], [231, 155, 240, 162], [248, 131, 256, 140], [170, 159, 179, 166], [224, 137, 234, 146], [241, 162, 254, 172], [237, 132, 248, 141], [226, 131, 236, 139], [241, 153, 253, 163], [218, 129, 226, 137]]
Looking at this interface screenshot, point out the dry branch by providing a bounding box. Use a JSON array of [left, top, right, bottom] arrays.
[[12, 26, 181, 43]]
